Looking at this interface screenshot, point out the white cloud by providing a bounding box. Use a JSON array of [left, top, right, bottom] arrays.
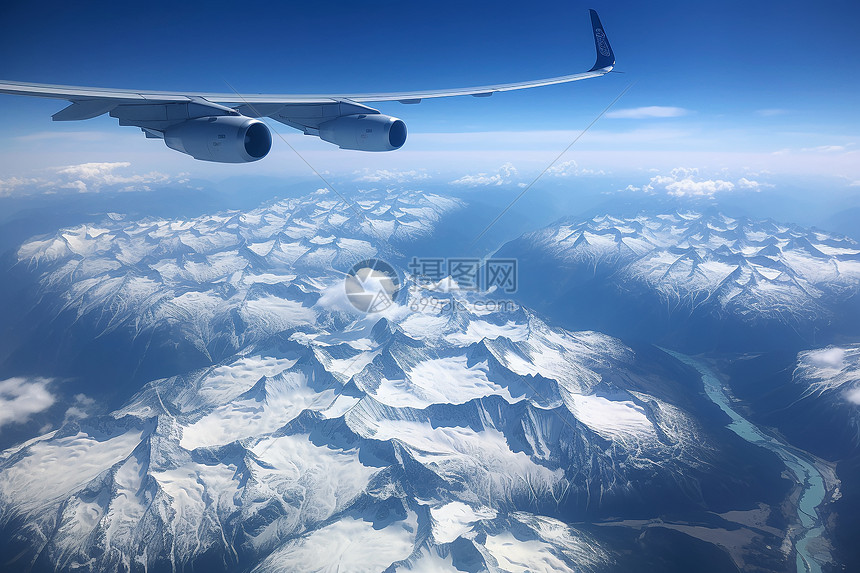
[[56, 162, 132, 179], [0, 377, 56, 428], [545, 160, 606, 177], [666, 178, 734, 197], [756, 108, 789, 117], [619, 167, 771, 198], [450, 163, 518, 187], [55, 162, 183, 193], [737, 177, 765, 190], [605, 106, 689, 119], [808, 347, 846, 369], [63, 393, 97, 424], [668, 167, 699, 179], [846, 387, 860, 405], [0, 162, 188, 197], [0, 176, 43, 195], [353, 168, 431, 183], [622, 184, 648, 193], [801, 145, 848, 153]]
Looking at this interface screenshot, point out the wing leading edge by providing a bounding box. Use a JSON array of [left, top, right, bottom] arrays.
[[0, 9, 616, 160]]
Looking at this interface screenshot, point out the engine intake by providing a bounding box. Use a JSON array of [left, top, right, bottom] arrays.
[[318, 114, 406, 151], [164, 116, 272, 163]]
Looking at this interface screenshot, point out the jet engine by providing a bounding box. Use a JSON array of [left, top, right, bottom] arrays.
[[318, 114, 407, 151], [164, 116, 272, 163]]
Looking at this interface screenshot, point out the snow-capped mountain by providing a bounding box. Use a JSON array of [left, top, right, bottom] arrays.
[[0, 288, 758, 572], [792, 345, 860, 446], [796, 346, 860, 400], [510, 211, 860, 322], [14, 189, 462, 363], [496, 211, 860, 351], [0, 193, 790, 572]]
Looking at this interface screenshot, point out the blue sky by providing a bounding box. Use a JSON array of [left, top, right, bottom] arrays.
[[0, 0, 858, 189]]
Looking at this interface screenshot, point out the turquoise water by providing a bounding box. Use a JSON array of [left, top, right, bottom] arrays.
[[663, 349, 826, 573]]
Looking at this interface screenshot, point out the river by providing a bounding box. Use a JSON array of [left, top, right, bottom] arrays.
[[662, 349, 827, 573]]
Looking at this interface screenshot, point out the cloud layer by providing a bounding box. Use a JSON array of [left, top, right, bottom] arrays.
[[448, 159, 606, 189], [0, 377, 55, 428], [622, 167, 770, 197], [450, 163, 518, 187], [354, 168, 431, 183], [0, 162, 188, 197], [545, 160, 605, 177], [606, 106, 689, 119]]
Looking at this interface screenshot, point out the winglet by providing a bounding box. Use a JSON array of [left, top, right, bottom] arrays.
[[588, 9, 615, 72]]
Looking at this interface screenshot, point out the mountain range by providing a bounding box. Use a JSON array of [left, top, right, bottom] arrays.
[[496, 211, 860, 351], [0, 193, 796, 572]]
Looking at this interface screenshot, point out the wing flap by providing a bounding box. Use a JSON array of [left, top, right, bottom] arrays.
[[52, 99, 120, 121], [109, 100, 239, 131]]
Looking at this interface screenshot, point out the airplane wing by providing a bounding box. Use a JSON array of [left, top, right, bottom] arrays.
[[0, 9, 615, 162]]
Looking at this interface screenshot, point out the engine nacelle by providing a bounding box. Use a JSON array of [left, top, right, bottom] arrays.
[[318, 114, 407, 151], [164, 116, 272, 163]]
